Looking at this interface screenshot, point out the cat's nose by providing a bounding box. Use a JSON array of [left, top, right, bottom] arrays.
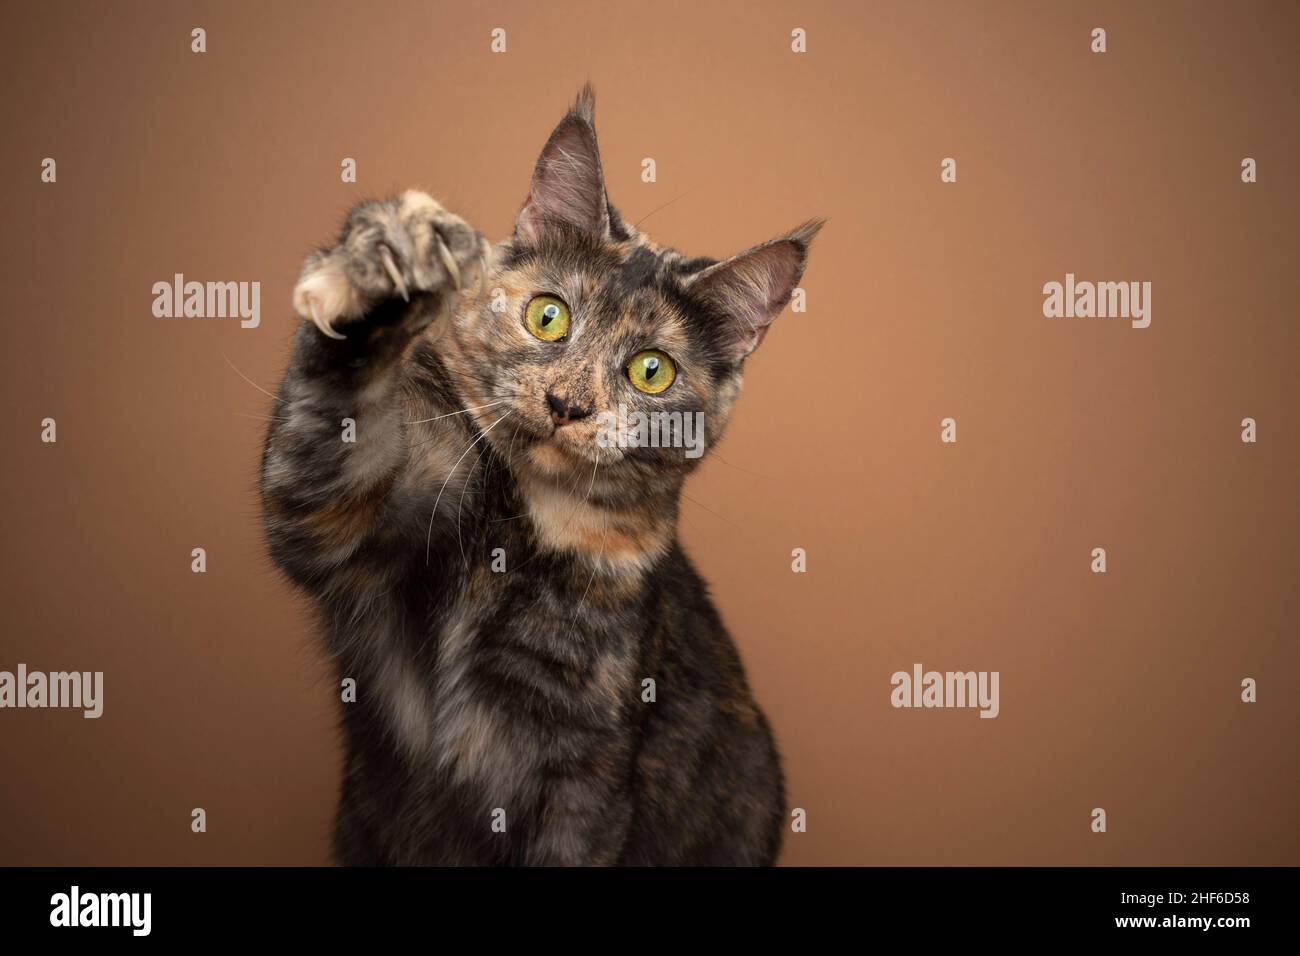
[[546, 391, 592, 426]]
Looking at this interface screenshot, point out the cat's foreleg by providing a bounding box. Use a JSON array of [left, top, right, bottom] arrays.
[[260, 191, 488, 594]]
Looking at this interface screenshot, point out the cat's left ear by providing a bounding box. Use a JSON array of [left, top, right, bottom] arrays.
[[686, 219, 824, 361], [515, 85, 610, 244]]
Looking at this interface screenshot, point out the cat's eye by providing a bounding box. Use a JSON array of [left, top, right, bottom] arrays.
[[627, 350, 676, 394], [525, 295, 570, 342]]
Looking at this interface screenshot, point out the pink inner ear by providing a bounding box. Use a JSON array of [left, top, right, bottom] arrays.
[[694, 239, 807, 359], [516, 117, 609, 243]]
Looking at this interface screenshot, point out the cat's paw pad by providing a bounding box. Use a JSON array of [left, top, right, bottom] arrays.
[[293, 190, 492, 340]]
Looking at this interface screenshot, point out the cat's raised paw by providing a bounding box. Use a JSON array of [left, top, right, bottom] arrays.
[[293, 190, 492, 340]]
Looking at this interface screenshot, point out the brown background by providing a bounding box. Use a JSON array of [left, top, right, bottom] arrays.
[[1, 0, 1296, 866]]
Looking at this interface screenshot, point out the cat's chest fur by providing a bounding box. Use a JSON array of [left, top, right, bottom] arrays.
[[371, 467, 654, 811]]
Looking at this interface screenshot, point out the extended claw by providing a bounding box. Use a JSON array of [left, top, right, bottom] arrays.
[[478, 237, 492, 296], [379, 245, 410, 302], [308, 299, 346, 340], [436, 234, 462, 291]]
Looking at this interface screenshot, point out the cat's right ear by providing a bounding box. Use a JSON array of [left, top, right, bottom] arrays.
[[515, 85, 610, 244]]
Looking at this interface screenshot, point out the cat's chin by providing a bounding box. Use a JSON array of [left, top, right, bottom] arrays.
[[517, 429, 621, 478], [479, 407, 622, 476]]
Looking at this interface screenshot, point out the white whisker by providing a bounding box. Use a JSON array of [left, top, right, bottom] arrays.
[[222, 351, 285, 406], [426, 412, 511, 565], [456, 439, 493, 568], [406, 400, 508, 425]]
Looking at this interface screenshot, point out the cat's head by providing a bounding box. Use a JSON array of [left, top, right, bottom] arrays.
[[449, 87, 821, 493]]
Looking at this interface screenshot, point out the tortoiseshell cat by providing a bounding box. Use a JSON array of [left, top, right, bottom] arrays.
[[261, 88, 820, 865]]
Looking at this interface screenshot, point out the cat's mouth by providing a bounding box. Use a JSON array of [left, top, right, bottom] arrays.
[[496, 411, 619, 473], [544, 419, 610, 459]]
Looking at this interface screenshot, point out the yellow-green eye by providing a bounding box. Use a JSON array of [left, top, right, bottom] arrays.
[[627, 350, 676, 394], [525, 295, 570, 341]]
